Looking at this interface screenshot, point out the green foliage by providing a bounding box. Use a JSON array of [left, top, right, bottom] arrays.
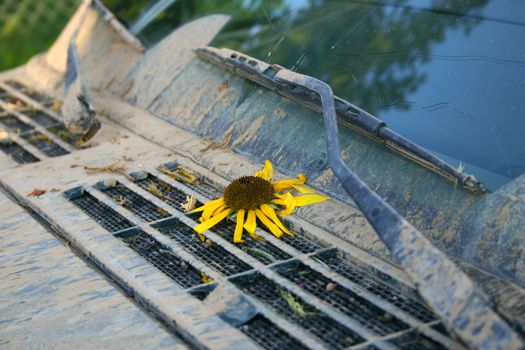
[[0, 0, 80, 71]]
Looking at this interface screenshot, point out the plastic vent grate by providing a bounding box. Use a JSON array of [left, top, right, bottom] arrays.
[[21, 131, 69, 157], [155, 219, 253, 276], [0, 114, 34, 133], [135, 175, 203, 210], [238, 315, 308, 350], [213, 220, 292, 264], [21, 110, 58, 127], [231, 272, 365, 349], [118, 230, 205, 289], [313, 251, 436, 323], [0, 140, 39, 164], [69, 191, 134, 232], [275, 260, 409, 335], [102, 183, 171, 222]]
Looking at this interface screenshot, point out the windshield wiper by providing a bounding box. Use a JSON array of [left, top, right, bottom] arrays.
[[195, 46, 485, 194], [196, 46, 522, 349]]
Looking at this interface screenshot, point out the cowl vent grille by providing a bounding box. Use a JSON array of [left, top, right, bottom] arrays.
[[60, 162, 461, 350]]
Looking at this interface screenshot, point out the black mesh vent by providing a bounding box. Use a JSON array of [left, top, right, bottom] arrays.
[[0, 94, 24, 105], [214, 220, 292, 264], [118, 230, 205, 289], [183, 180, 223, 199], [156, 219, 253, 276], [103, 183, 171, 222], [188, 284, 216, 301], [231, 272, 365, 349], [275, 261, 409, 335], [135, 174, 203, 210], [21, 131, 69, 157], [238, 315, 308, 350], [0, 140, 39, 164], [22, 109, 58, 127], [0, 114, 34, 133], [314, 251, 436, 323], [69, 192, 134, 232], [280, 229, 320, 254]]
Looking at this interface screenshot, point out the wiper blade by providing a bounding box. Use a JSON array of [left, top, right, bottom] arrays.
[[195, 46, 485, 194]]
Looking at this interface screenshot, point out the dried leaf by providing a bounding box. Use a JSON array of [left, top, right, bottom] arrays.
[[279, 289, 312, 318], [157, 165, 201, 184], [50, 188, 61, 192], [156, 207, 169, 216], [115, 195, 127, 206], [246, 248, 276, 263], [84, 162, 127, 175], [28, 189, 46, 197], [181, 195, 197, 212], [146, 182, 163, 198], [201, 272, 214, 284]]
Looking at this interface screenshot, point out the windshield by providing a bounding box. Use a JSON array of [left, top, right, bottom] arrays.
[[104, 0, 525, 190]]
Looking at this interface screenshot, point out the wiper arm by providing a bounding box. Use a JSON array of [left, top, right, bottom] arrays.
[[195, 47, 485, 194]]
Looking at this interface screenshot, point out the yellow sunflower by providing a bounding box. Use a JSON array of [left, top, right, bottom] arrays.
[[192, 160, 329, 243]]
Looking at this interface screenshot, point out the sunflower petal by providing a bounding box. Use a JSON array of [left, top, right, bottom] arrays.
[[293, 184, 316, 194], [243, 210, 264, 240], [255, 208, 283, 238], [255, 160, 274, 180], [260, 204, 292, 236], [295, 194, 330, 207], [272, 174, 306, 191], [194, 208, 231, 234], [191, 197, 223, 213], [244, 210, 256, 235], [275, 192, 297, 216], [234, 209, 245, 243], [202, 199, 225, 221]]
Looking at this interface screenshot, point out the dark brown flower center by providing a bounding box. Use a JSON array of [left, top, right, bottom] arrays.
[[224, 176, 274, 211]]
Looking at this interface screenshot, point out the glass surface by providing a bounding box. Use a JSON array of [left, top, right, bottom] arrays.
[[104, 0, 525, 188]]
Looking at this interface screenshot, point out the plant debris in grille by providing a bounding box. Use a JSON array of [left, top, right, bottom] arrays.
[[135, 175, 203, 210], [0, 140, 39, 164], [103, 183, 171, 222], [155, 219, 253, 276], [48, 124, 84, 147], [118, 230, 206, 289], [0, 115, 34, 133], [21, 109, 58, 127], [238, 315, 308, 350], [21, 131, 69, 157], [213, 220, 292, 264], [69, 191, 134, 232], [275, 261, 409, 335], [313, 251, 437, 323], [231, 272, 364, 349]]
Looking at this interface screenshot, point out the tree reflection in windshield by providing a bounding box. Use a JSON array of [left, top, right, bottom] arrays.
[[104, 0, 525, 188]]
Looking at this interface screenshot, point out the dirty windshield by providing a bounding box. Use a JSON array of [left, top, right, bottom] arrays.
[[105, 0, 525, 190]]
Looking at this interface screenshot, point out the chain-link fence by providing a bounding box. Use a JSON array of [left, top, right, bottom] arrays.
[[0, 0, 81, 71]]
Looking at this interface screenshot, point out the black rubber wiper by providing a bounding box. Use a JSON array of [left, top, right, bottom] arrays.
[[195, 47, 485, 194], [195, 46, 523, 349]]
